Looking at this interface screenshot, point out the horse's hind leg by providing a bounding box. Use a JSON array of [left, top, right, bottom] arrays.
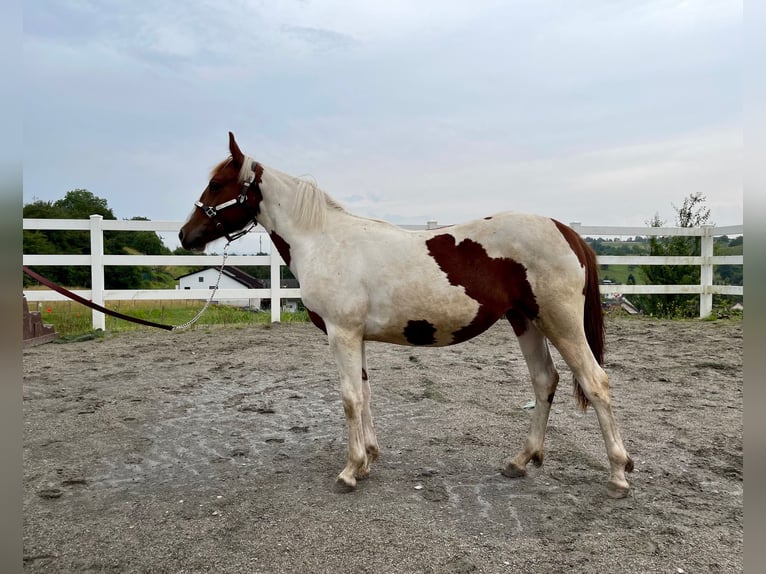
[[502, 316, 560, 478], [543, 315, 633, 498]]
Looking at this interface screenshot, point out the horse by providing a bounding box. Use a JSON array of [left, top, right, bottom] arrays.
[[179, 132, 634, 498]]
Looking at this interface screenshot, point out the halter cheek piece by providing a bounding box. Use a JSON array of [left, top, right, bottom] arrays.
[[194, 160, 260, 242]]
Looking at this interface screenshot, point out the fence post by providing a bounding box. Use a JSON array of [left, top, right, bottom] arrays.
[[270, 249, 282, 323], [699, 224, 714, 318], [89, 215, 106, 330]]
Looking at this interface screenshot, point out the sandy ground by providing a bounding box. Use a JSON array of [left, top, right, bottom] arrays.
[[23, 317, 742, 573]]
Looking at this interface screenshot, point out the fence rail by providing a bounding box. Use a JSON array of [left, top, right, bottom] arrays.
[[23, 216, 743, 329]]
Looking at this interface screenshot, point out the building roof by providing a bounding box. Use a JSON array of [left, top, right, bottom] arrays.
[[176, 266, 265, 289]]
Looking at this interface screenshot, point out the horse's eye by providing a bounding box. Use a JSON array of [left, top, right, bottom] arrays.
[[209, 181, 222, 193]]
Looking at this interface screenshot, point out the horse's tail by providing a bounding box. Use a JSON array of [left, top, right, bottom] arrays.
[[552, 221, 605, 412], [576, 233, 605, 412]]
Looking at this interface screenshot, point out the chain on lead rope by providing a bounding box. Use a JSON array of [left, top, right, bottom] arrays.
[[172, 242, 231, 332]]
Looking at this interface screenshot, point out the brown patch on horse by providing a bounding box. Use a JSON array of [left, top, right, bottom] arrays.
[[505, 309, 528, 337], [180, 153, 260, 250], [269, 232, 292, 267], [306, 309, 327, 334], [207, 158, 243, 197], [426, 234, 539, 344], [207, 157, 264, 217], [552, 219, 605, 411], [362, 368, 368, 381], [403, 320, 437, 345]]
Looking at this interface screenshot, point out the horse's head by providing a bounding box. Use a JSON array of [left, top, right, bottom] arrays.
[[178, 132, 264, 251]]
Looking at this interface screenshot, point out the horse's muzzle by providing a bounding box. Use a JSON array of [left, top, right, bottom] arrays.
[[178, 227, 205, 252]]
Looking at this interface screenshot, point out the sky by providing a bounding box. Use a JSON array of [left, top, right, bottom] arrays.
[[23, 0, 742, 252]]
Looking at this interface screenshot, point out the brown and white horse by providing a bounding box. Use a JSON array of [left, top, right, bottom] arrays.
[[179, 132, 634, 498]]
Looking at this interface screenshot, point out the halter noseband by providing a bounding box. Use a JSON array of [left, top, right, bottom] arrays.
[[194, 159, 260, 242]]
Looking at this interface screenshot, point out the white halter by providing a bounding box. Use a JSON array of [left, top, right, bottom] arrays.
[[193, 156, 260, 242]]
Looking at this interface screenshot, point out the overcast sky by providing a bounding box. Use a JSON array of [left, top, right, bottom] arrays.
[[23, 0, 741, 251]]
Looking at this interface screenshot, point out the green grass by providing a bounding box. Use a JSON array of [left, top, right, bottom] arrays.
[[599, 265, 642, 285], [29, 299, 309, 338]]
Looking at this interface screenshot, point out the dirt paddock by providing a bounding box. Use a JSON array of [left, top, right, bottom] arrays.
[[23, 317, 742, 573]]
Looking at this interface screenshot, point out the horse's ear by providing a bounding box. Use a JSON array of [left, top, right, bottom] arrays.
[[228, 132, 244, 166]]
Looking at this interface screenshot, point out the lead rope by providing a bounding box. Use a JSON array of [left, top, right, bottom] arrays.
[[171, 242, 231, 331]]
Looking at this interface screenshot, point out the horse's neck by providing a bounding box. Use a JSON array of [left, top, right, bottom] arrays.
[[259, 167, 347, 269], [257, 168, 300, 233]]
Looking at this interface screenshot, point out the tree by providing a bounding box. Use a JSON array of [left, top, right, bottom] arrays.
[[712, 235, 743, 306], [53, 189, 113, 219], [23, 194, 97, 287], [635, 193, 712, 318], [105, 217, 169, 257], [24, 191, 171, 289]]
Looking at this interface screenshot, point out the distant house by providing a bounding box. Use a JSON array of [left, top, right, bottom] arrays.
[[259, 277, 302, 313], [176, 267, 264, 309], [279, 278, 301, 313], [602, 294, 641, 315]]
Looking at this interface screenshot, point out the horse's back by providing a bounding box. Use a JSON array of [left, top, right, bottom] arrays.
[[303, 211, 586, 347]]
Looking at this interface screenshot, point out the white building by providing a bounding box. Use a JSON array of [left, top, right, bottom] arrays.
[[176, 267, 263, 309]]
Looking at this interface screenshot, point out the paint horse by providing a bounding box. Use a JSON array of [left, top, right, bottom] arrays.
[[179, 132, 634, 498]]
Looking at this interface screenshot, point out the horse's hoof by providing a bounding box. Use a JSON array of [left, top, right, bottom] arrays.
[[334, 474, 357, 493], [607, 479, 630, 499], [501, 462, 527, 478], [355, 466, 371, 481], [333, 480, 356, 493], [366, 446, 380, 463]]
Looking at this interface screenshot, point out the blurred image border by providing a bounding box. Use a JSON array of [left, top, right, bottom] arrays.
[[744, 1, 764, 571], [0, 0, 23, 572]]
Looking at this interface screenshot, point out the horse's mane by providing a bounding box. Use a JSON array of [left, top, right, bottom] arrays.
[[292, 177, 345, 231], [234, 156, 344, 231], [207, 155, 344, 231]]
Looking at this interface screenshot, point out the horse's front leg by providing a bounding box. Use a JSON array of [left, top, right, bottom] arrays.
[[328, 326, 368, 490], [359, 342, 380, 478]]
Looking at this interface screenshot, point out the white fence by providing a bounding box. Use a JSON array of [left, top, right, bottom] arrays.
[[23, 216, 743, 329], [570, 222, 743, 318]]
